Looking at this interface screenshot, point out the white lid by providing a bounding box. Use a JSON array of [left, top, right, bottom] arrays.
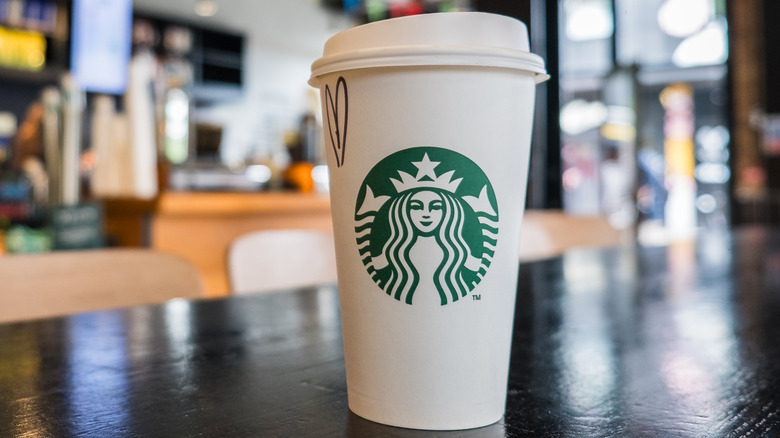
[[309, 12, 548, 86]]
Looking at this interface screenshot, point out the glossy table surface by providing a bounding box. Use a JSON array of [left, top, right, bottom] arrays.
[[1, 227, 779, 437]]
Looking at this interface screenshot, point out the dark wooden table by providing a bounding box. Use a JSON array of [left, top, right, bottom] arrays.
[[1, 227, 779, 437]]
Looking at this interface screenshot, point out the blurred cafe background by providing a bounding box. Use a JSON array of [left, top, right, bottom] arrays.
[[0, 0, 777, 296]]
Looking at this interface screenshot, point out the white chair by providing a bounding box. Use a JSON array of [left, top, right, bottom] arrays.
[[227, 229, 338, 294], [0, 248, 205, 323]]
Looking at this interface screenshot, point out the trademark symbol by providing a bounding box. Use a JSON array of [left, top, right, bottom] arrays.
[[472, 294, 482, 301]]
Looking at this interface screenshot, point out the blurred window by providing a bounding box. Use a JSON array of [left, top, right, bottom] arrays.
[[559, 0, 730, 238]]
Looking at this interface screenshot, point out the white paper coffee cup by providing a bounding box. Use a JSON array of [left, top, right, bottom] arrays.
[[310, 12, 547, 431]]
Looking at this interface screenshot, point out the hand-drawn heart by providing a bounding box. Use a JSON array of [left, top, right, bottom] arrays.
[[325, 77, 348, 167]]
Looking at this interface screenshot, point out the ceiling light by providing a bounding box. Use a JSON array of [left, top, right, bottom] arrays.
[[565, 0, 613, 42], [672, 19, 728, 68], [560, 99, 608, 135], [657, 0, 711, 38], [195, 0, 218, 17]]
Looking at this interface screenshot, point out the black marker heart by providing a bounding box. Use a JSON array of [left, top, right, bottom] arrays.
[[325, 77, 348, 167]]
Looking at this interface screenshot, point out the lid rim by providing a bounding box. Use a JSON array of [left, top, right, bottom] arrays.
[[309, 47, 548, 86]]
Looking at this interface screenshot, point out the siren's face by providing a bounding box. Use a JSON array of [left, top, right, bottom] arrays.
[[408, 190, 444, 235]]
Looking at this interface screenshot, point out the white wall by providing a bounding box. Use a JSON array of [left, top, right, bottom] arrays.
[[195, 44, 322, 165], [133, 0, 354, 164]]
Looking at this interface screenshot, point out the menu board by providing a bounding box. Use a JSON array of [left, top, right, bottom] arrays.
[[70, 0, 132, 94]]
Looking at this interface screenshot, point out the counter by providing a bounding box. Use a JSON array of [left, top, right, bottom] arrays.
[[105, 191, 332, 297]]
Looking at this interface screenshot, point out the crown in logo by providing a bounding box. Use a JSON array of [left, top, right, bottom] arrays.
[[390, 153, 462, 194]]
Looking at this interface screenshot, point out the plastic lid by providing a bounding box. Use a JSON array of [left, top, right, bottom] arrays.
[[309, 12, 548, 86]]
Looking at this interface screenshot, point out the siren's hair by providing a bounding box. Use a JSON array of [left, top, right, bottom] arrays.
[[382, 192, 419, 304], [434, 192, 471, 304], [381, 189, 473, 305]]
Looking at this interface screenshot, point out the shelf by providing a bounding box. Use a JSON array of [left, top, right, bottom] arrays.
[[0, 65, 65, 85]]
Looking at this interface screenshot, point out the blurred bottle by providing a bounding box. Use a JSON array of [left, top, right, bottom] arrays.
[[283, 112, 322, 192], [90, 94, 118, 197], [41, 87, 62, 205], [6, 101, 45, 223], [0, 112, 16, 167], [0, 169, 34, 225], [163, 88, 191, 165], [60, 74, 84, 206]]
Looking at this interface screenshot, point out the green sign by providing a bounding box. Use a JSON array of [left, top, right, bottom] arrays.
[[51, 203, 104, 250]]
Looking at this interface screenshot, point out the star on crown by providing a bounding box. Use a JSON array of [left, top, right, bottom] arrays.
[[390, 153, 462, 194]]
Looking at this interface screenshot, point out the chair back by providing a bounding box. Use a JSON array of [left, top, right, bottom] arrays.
[[519, 210, 624, 260], [228, 229, 337, 294], [0, 249, 204, 323]]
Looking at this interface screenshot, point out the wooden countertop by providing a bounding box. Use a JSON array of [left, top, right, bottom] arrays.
[[155, 191, 332, 216]]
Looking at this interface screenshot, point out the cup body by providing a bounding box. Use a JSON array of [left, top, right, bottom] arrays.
[[311, 12, 545, 431]]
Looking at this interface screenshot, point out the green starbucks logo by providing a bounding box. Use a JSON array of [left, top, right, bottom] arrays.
[[355, 147, 499, 306]]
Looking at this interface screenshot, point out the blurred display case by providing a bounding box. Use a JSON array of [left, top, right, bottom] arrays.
[[0, 0, 70, 124], [132, 13, 244, 103], [0, 0, 69, 78]]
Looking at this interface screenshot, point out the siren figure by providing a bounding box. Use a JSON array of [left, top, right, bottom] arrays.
[[357, 151, 497, 306]]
